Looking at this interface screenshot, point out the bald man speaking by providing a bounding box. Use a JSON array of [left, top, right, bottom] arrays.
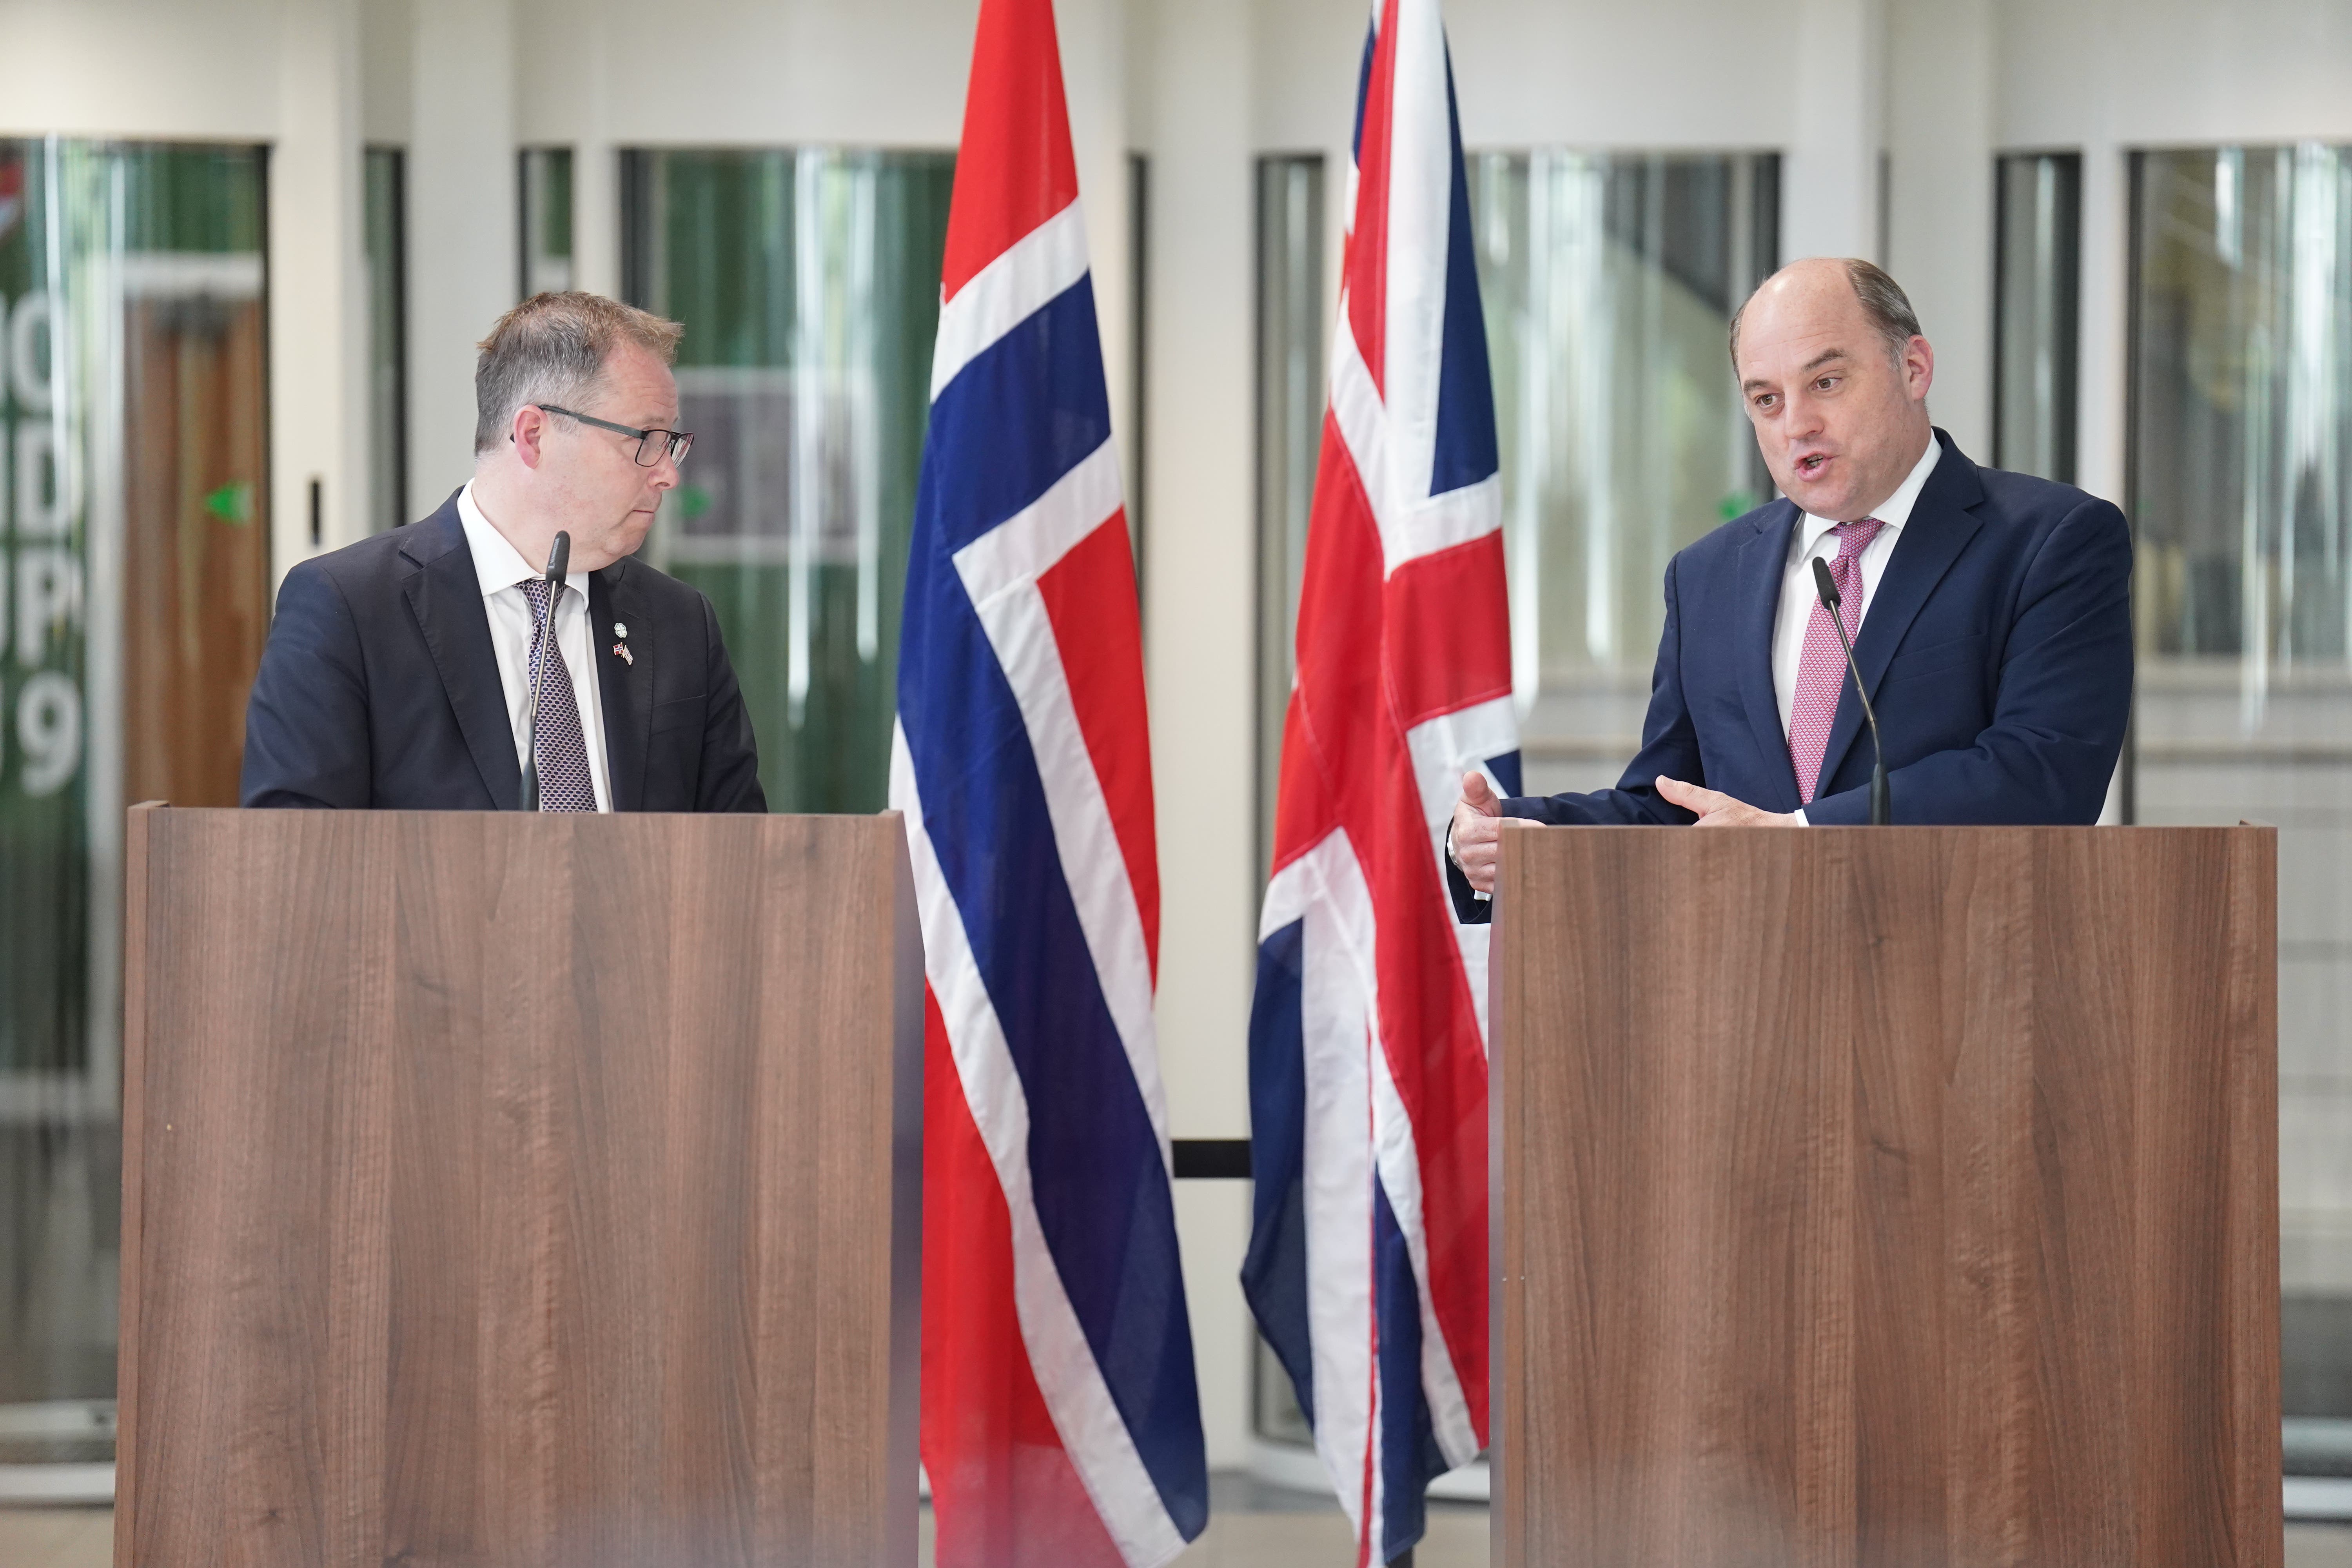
[[1446, 258, 2132, 921]]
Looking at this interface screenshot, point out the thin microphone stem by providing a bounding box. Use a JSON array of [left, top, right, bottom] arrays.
[[1812, 557, 1890, 826]]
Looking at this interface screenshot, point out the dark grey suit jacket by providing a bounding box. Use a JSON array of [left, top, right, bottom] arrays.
[[241, 491, 766, 812]]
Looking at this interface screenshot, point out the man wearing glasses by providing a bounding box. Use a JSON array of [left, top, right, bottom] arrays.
[[242, 292, 766, 813]]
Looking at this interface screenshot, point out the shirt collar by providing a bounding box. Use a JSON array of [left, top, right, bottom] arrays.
[[1795, 434, 1943, 558], [457, 481, 578, 600]]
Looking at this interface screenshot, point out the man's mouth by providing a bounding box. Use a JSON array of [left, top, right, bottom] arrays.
[[1795, 452, 1832, 481]]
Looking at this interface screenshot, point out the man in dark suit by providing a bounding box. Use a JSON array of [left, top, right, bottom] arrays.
[[243, 292, 765, 813], [1447, 257, 2131, 920]]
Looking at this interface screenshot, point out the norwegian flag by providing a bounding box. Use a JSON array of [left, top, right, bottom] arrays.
[[1239, 0, 1514, 1560], [891, 0, 1209, 1564]]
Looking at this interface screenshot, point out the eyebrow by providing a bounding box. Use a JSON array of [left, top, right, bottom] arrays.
[[1742, 347, 1854, 394]]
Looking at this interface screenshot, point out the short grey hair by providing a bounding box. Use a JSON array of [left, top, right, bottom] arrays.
[[1728, 258, 1924, 368], [474, 292, 686, 454]]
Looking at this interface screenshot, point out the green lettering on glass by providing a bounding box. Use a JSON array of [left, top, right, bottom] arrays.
[[203, 481, 254, 525]]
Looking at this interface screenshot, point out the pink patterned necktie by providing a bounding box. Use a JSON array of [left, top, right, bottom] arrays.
[[1787, 517, 1886, 804]]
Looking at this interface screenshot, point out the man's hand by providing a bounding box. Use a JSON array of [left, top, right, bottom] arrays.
[[1450, 771, 1504, 895], [1655, 775, 1800, 827]]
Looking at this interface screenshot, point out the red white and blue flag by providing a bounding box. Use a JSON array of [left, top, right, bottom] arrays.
[[893, 0, 1208, 1564], [1240, 0, 1514, 1560]]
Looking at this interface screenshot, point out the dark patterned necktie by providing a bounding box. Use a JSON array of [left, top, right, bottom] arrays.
[[519, 579, 598, 812]]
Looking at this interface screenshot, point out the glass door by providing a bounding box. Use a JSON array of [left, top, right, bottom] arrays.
[[1994, 151, 2081, 482], [621, 147, 954, 813], [0, 138, 268, 1494], [2130, 144, 2352, 1499]]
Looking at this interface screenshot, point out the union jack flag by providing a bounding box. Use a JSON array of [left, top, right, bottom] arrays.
[[892, 0, 1208, 1563], [1240, 0, 1515, 1560]]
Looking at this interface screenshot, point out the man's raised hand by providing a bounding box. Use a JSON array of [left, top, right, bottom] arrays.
[[1451, 771, 1504, 895]]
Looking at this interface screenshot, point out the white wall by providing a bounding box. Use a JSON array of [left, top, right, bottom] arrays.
[[515, 0, 976, 149], [272, 0, 372, 567], [0, 0, 284, 141], [1887, 0, 1993, 460], [405, 0, 517, 512], [1133, 0, 1259, 1470]]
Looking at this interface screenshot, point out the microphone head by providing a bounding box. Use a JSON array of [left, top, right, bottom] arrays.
[[546, 530, 571, 593], [1811, 555, 1840, 609]]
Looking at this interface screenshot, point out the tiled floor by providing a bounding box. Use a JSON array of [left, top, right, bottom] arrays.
[[0, 1506, 110, 1568], [5, 1496, 2349, 1565]]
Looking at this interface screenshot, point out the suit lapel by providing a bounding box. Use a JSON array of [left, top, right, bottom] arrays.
[[400, 497, 521, 810], [1735, 501, 1802, 812], [1813, 432, 1987, 792], [592, 561, 654, 812]]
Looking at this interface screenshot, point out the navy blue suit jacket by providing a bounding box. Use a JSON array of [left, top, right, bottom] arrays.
[[242, 492, 767, 812], [1450, 431, 2132, 922]]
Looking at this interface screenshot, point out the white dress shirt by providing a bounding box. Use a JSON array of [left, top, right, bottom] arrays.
[[457, 483, 613, 811], [1772, 437, 1940, 821]]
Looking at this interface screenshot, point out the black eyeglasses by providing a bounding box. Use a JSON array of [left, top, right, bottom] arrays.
[[530, 404, 695, 467]]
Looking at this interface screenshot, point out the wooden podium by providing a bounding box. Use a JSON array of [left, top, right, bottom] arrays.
[[116, 806, 922, 1568], [1489, 825, 2281, 1567]]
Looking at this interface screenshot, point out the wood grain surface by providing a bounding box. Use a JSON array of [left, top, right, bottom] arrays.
[[118, 807, 922, 1568], [1489, 825, 2280, 1568]]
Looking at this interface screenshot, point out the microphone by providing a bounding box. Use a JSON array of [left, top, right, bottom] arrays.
[[1811, 556, 1890, 826], [519, 531, 571, 812]]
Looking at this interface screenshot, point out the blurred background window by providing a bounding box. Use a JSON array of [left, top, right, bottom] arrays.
[[0, 137, 269, 1484], [365, 145, 407, 533], [1995, 151, 2081, 483], [621, 148, 953, 813], [2131, 145, 2352, 1484], [1252, 152, 1323, 889], [519, 145, 573, 298], [1472, 151, 1778, 795]]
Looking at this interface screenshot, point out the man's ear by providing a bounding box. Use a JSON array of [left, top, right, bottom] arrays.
[[1904, 334, 1936, 403], [510, 405, 548, 470]]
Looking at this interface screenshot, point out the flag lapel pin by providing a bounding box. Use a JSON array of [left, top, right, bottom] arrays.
[[612, 621, 633, 666]]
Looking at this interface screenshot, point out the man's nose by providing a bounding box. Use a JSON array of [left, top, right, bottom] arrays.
[[1784, 391, 1828, 441]]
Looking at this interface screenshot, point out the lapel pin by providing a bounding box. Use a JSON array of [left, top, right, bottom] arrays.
[[612, 622, 633, 664]]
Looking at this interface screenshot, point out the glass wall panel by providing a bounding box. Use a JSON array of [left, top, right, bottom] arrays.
[[621, 148, 953, 813], [1254, 154, 1322, 888], [0, 138, 268, 1478], [1994, 151, 2080, 482], [1471, 151, 1777, 792], [1250, 152, 1324, 1453], [519, 146, 573, 297], [365, 145, 407, 532], [2129, 145, 2352, 1478]]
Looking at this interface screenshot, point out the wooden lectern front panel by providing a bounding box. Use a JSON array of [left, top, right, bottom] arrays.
[[117, 808, 922, 1568], [1490, 826, 2279, 1568]]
